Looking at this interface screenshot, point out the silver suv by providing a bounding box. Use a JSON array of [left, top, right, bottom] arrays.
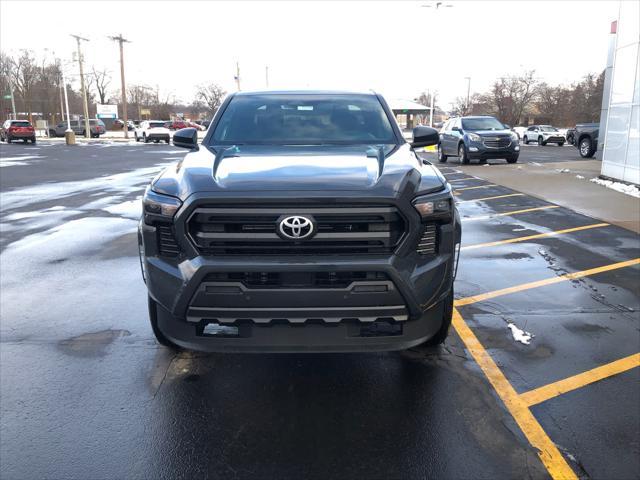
[[49, 119, 106, 138]]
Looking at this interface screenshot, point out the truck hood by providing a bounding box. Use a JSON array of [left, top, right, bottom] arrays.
[[151, 144, 446, 199]]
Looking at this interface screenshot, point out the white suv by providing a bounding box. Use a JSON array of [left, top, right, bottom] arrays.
[[522, 125, 565, 146], [134, 121, 171, 144]]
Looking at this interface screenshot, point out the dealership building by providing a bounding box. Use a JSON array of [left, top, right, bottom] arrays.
[[600, 1, 639, 185]]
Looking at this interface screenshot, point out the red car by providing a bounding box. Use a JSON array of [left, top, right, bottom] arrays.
[[165, 120, 189, 130], [1, 120, 36, 144]]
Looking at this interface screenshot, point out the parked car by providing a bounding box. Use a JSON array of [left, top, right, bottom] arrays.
[[522, 125, 565, 146], [511, 126, 527, 140], [186, 121, 205, 131], [165, 120, 189, 130], [139, 90, 460, 352], [565, 128, 576, 145], [574, 123, 599, 158], [134, 120, 171, 143], [50, 119, 105, 138], [113, 119, 135, 131], [438, 115, 520, 164], [1, 119, 36, 143]]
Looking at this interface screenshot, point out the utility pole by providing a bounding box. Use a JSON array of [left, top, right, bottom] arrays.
[[71, 34, 91, 138], [57, 60, 65, 124], [464, 76, 471, 114], [235, 61, 241, 91], [429, 90, 434, 127], [8, 79, 16, 120], [265, 65, 269, 88], [109, 34, 131, 139]]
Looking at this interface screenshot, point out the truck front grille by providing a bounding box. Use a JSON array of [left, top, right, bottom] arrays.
[[187, 205, 405, 255], [482, 137, 511, 148]]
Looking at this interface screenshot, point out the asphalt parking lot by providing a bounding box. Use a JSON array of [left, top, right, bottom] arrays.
[[1, 140, 638, 479]]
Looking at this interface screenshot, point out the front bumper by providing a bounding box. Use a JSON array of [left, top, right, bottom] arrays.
[[467, 142, 519, 159], [542, 135, 565, 143], [139, 193, 460, 353]]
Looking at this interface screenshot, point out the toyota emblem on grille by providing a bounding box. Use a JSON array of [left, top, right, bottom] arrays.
[[278, 215, 315, 240]]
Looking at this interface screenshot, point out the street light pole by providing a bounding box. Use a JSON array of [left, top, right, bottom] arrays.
[[109, 34, 131, 139], [71, 34, 91, 138], [61, 67, 75, 145], [265, 65, 269, 88]]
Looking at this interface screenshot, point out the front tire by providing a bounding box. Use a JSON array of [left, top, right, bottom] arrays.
[[579, 137, 596, 158], [538, 136, 545, 146], [165, 138, 170, 144], [143, 133, 149, 144], [31, 137, 36, 144], [558, 142, 564, 147], [523, 135, 529, 144], [148, 296, 181, 350], [458, 143, 470, 164], [506, 156, 519, 164], [437, 144, 448, 163]]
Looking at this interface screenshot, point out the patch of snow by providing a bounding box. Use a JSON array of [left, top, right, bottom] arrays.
[[556, 168, 570, 173], [512, 227, 528, 232], [507, 323, 534, 345], [3, 217, 137, 261], [80, 195, 124, 210], [103, 197, 142, 219], [0, 162, 170, 210], [576, 175, 585, 179], [0, 155, 44, 167], [482, 163, 490, 167], [1, 207, 83, 233], [529, 162, 542, 167], [589, 177, 640, 198]]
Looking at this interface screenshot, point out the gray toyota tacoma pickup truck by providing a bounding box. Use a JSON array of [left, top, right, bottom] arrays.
[[138, 90, 461, 352]]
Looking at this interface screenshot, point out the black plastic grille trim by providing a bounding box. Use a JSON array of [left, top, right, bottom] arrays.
[[156, 223, 180, 257], [202, 271, 389, 289], [416, 223, 437, 255]]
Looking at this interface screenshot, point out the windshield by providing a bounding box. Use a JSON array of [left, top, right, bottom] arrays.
[[461, 117, 506, 131], [540, 126, 558, 132], [211, 94, 396, 145], [150, 122, 165, 128]]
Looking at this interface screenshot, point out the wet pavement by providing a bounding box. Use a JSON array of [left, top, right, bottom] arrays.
[[1, 141, 638, 479]]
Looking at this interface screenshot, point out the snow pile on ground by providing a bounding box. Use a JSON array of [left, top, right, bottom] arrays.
[[103, 198, 142, 219], [508, 323, 534, 345], [590, 177, 640, 198], [556, 168, 570, 173], [0, 155, 44, 167], [576, 175, 585, 179]]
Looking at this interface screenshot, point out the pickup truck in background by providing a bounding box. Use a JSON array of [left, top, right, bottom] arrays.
[[574, 123, 599, 158]]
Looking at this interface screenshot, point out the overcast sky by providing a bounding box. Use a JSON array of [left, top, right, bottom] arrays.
[[0, 0, 621, 108]]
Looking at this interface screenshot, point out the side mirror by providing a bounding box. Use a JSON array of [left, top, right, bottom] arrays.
[[173, 127, 198, 150], [504, 124, 511, 129], [452, 126, 462, 133], [410, 126, 439, 149]]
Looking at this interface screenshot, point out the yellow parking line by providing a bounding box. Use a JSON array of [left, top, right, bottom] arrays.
[[461, 223, 610, 250], [457, 193, 525, 203], [454, 184, 497, 192], [452, 309, 578, 480], [520, 353, 640, 407], [455, 258, 640, 306], [462, 205, 559, 221]]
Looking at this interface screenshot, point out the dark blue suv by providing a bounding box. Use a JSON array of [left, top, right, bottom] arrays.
[[438, 115, 520, 164]]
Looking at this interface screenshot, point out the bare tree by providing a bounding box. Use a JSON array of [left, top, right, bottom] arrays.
[[9, 50, 41, 122], [195, 83, 226, 116], [89, 66, 111, 105], [482, 70, 538, 125]]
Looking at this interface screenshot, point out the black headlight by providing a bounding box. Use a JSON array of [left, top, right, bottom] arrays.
[[412, 195, 452, 222], [142, 186, 182, 225]]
